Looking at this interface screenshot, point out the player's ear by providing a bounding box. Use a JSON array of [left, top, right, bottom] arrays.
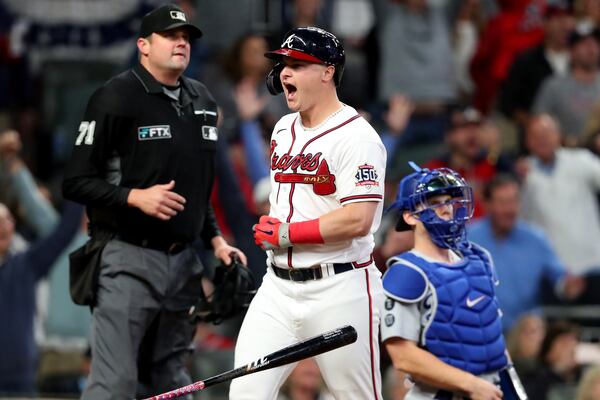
[[403, 210, 418, 228], [322, 65, 335, 83], [137, 37, 150, 56]]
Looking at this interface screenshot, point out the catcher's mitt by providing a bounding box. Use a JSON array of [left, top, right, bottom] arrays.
[[191, 253, 257, 324]]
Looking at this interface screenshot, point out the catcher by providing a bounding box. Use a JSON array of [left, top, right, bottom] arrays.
[[381, 163, 528, 400]]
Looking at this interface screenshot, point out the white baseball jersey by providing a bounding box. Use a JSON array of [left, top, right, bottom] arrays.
[[267, 104, 386, 269], [230, 104, 386, 400]]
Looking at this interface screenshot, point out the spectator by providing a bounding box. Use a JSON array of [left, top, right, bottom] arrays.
[[0, 129, 91, 395], [522, 320, 583, 400], [520, 114, 600, 302], [470, 0, 546, 114], [330, 0, 376, 109], [0, 130, 91, 344], [587, 128, 600, 156], [500, 3, 574, 132], [424, 105, 509, 217], [533, 23, 600, 145], [279, 0, 332, 40], [452, 0, 487, 103], [505, 314, 546, 376], [207, 32, 287, 144], [574, 0, 600, 28], [278, 358, 334, 400], [373, 0, 458, 145], [469, 174, 584, 330], [380, 94, 415, 169], [576, 365, 600, 400], [0, 200, 83, 395]]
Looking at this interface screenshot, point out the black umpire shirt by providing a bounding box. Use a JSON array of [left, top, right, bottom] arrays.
[[63, 63, 220, 247]]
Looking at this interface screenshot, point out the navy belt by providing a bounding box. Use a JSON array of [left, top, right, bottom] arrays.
[[270, 255, 373, 282]]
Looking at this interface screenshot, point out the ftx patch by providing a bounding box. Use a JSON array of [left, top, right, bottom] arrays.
[[138, 125, 171, 140]]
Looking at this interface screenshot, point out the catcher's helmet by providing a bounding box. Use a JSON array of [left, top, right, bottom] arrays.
[[265, 27, 345, 95], [191, 254, 256, 324], [387, 162, 474, 250]]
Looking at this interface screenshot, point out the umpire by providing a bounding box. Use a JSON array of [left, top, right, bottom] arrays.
[[62, 4, 246, 399]]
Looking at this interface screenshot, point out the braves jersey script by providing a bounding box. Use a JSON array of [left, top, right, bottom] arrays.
[[267, 104, 386, 268]]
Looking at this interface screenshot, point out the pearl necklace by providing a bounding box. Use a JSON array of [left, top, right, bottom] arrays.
[[299, 104, 346, 132]]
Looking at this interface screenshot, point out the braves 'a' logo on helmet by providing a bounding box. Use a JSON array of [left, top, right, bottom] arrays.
[[281, 34, 307, 50], [264, 26, 346, 95]]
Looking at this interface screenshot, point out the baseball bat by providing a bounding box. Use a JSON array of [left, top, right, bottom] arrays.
[[140, 325, 357, 400]]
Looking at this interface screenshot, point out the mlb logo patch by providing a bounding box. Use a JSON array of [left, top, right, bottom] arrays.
[[138, 125, 172, 140], [170, 10, 186, 21], [202, 125, 218, 141], [202, 125, 219, 142]]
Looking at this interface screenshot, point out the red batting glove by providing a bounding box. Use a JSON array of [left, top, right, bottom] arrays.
[[252, 215, 292, 250], [258, 215, 281, 225]]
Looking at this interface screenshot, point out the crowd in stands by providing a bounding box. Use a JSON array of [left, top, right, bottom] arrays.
[[2, 0, 600, 398]]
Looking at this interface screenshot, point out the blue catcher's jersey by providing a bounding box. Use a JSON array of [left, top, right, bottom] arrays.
[[382, 242, 508, 375]]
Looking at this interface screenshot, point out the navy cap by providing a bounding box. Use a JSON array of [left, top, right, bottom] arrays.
[[139, 4, 202, 39]]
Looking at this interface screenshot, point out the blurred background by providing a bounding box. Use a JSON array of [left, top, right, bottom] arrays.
[[2, 0, 600, 399]]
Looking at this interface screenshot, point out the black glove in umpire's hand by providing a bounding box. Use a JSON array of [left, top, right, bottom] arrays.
[[191, 253, 257, 324]]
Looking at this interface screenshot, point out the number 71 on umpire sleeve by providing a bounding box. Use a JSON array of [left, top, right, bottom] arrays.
[[75, 121, 96, 145]]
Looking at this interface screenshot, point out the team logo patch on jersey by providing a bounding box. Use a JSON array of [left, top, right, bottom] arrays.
[[354, 164, 379, 187], [138, 125, 171, 140], [202, 126, 218, 141], [385, 314, 395, 327]]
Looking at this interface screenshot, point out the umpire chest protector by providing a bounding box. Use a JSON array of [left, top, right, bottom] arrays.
[[383, 243, 508, 375]]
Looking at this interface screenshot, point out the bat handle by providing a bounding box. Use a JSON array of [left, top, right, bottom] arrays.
[[140, 380, 205, 399]]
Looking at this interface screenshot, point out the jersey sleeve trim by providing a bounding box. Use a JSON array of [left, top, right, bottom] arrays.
[[340, 194, 383, 204], [383, 257, 429, 303]]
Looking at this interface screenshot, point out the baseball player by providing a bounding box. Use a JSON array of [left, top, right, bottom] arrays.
[[381, 163, 528, 400], [229, 27, 386, 399]]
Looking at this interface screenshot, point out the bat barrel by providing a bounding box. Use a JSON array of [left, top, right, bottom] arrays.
[[247, 325, 357, 371], [139, 325, 357, 399]]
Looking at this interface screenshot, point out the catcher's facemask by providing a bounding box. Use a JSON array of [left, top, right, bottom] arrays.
[[190, 253, 257, 325]]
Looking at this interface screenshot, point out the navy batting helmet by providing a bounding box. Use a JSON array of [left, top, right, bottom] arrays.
[[265, 27, 345, 95]]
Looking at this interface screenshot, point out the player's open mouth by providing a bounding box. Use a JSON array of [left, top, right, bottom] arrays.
[[284, 83, 297, 100]]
